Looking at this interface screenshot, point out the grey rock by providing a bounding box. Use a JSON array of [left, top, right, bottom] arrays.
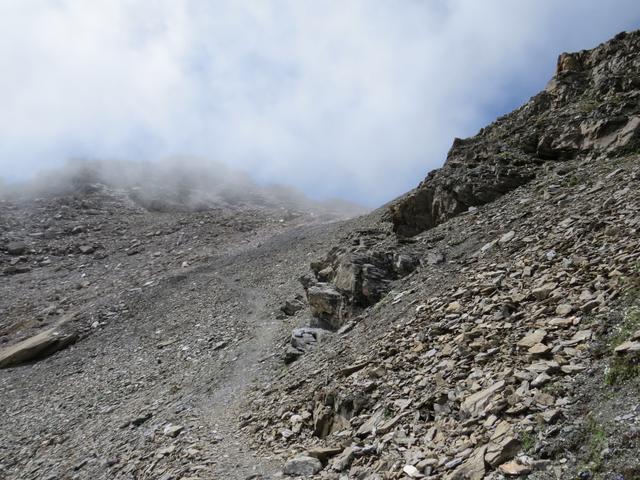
[[283, 455, 322, 476], [6, 241, 26, 255], [306, 284, 344, 330]]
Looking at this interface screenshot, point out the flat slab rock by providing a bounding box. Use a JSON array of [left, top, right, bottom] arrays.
[[0, 328, 78, 368]]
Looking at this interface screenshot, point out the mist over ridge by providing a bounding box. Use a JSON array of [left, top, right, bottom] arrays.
[[2, 1, 640, 205]]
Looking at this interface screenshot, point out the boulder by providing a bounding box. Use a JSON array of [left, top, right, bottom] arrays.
[[307, 284, 344, 330], [451, 445, 487, 480], [0, 328, 78, 368], [281, 296, 305, 316], [283, 455, 322, 476], [460, 380, 505, 417], [6, 241, 26, 255]]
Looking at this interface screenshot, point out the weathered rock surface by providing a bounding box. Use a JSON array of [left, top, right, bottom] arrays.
[[242, 30, 640, 480], [0, 328, 78, 368], [389, 30, 640, 236], [4, 27, 640, 480], [283, 455, 323, 476]]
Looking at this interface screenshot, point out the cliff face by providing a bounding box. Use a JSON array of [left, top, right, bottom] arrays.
[[390, 31, 640, 236]]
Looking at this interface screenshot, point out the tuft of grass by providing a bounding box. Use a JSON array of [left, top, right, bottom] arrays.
[[603, 307, 640, 386], [584, 416, 607, 473], [607, 307, 640, 351], [567, 175, 581, 187], [520, 430, 536, 453], [576, 99, 599, 114], [605, 356, 640, 386]]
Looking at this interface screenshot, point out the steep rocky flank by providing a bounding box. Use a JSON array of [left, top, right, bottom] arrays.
[[2, 30, 640, 480], [242, 31, 640, 479], [246, 153, 640, 479], [390, 30, 640, 237]]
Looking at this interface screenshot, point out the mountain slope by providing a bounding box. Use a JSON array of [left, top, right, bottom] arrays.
[[241, 30, 640, 480], [2, 29, 640, 480]]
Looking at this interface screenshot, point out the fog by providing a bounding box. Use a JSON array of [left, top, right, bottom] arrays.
[[1, 1, 639, 206], [0, 157, 368, 219]]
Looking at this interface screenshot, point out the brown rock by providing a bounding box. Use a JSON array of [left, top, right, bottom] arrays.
[[0, 328, 78, 368], [498, 461, 531, 476], [485, 437, 521, 468], [614, 341, 640, 354], [450, 445, 487, 480], [461, 380, 505, 417], [517, 329, 547, 348]]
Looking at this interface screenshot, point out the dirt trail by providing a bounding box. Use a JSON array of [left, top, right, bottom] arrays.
[[0, 220, 345, 480]]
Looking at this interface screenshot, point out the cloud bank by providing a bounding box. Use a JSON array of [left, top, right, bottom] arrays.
[[1, 1, 639, 205]]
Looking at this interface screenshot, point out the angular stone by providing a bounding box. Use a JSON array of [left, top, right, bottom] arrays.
[[402, 465, 423, 478], [284, 345, 303, 364], [427, 251, 445, 265], [528, 343, 551, 357], [313, 404, 334, 439], [614, 341, 640, 354], [498, 461, 531, 476], [6, 241, 26, 255], [307, 284, 344, 330], [580, 299, 600, 313], [531, 373, 551, 387], [79, 245, 95, 254], [331, 447, 355, 472], [460, 380, 505, 417], [283, 456, 323, 476], [562, 329, 592, 346], [356, 409, 384, 437], [0, 329, 78, 368], [532, 283, 557, 300], [499, 231, 515, 243], [517, 329, 547, 348], [163, 424, 183, 437], [281, 297, 305, 316], [451, 445, 487, 480], [555, 304, 573, 316], [306, 446, 343, 463], [485, 437, 521, 467], [541, 408, 562, 424], [446, 301, 462, 313]]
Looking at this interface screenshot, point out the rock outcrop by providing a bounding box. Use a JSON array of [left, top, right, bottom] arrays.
[[303, 232, 419, 330], [390, 31, 640, 236]]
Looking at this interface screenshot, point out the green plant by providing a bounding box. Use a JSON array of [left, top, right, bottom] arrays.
[[619, 275, 640, 302], [567, 174, 581, 186], [542, 381, 565, 396], [607, 307, 640, 351], [584, 416, 607, 473], [520, 430, 536, 453], [576, 99, 599, 114], [604, 356, 640, 385]]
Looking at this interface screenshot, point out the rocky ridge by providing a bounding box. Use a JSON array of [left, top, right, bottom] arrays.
[[247, 144, 640, 480], [390, 30, 640, 237], [242, 31, 640, 479]]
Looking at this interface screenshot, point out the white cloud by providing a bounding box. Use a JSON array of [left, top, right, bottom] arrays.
[[1, 0, 639, 205]]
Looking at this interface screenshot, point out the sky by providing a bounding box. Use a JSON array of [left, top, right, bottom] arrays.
[[1, 1, 639, 206]]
